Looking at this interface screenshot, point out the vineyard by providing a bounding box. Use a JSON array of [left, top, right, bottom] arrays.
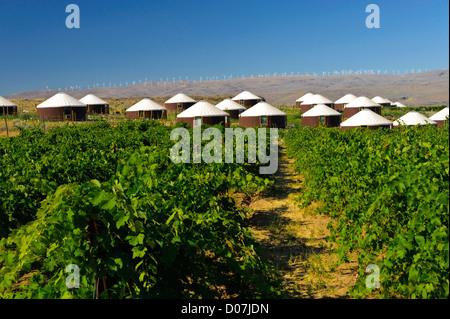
[[285, 124, 449, 298], [0, 121, 282, 298], [0, 114, 448, 299]]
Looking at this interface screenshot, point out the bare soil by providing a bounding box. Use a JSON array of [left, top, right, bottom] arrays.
[[246, 143, 358, 298]]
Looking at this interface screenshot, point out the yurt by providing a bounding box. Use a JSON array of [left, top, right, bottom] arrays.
[[429, 107, 449, 128], [392, 101, 407, 108], [177, 100, 230, 127], [295, 92, 314, 107], [372, 96, 392, 107], [344, 96, 382, 118], [80, 94, 109, 115], [340, 109, 392, 130], [300, 94, 334, 113], [392, 111, 436, 128], [301, 104, 341, 127], [334, 94, 357, 111], [0, 96, 17, 116], [126, 98, 167, 120], [164, 93, 197, 112], [231, 91, 262, 107], [36, 92, 87, 121], [239, 101, 287, 128], [215, 98, 246, 119]]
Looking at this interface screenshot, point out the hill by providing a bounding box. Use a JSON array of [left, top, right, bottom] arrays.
[[6, 69, 449, 106]]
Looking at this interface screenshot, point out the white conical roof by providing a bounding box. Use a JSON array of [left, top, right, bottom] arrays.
[[126, 98, 167, 112], [302, 104, 341, 117], [231, 90, 261, 101], [79, 94, 109, 105], [372, 96, 391, 104], [340, 109, 392, 127], [393, 101, 407, 108], [345, 96, 381, 109], [300, 94, 333, 105], [36, 92, 86, 108], [335, 93, 357, 104], [177, 100, 229, 118], [215, 98, 246, 111], [239, 101, 286, 117], [393, 111, 436, 126], [165, 93, 197, 104], [296, 92, 314, 102], [429, 107, 449, 121], [0, 96, 17, 107]]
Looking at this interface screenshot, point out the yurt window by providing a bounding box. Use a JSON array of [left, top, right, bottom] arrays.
[[194, 116, 201, 127], [239, 100, 244, 105], [177, 102, 182, 110], [261, 116, 267, 127], [138, 111, 144, 118], [319, 116, 325, 126]]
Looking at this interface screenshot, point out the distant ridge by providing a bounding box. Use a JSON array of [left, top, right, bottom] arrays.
[[6, 69, 449, 107]]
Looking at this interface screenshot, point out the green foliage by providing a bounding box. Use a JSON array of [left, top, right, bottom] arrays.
[[0, 122, 281, 298], [285, 125, 449, 298]]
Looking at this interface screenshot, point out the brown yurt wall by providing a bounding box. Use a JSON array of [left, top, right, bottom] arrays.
[[165, 102, 196, 112], [37, 107, 65, 121], [87, 104, 109, 115], [268, 115, 287, 129], [177, 116, 230, 128], [302, 115, 341, 128], [127, 110, 166, 120], [234, 99, 260, 107], [340, 124, 391, 131], [334, 103, 345, 111], [0, 106, 17, 116], [239, 116, 260, 128]]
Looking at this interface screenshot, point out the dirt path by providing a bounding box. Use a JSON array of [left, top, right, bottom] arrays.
[[248, 142, 358, 298]]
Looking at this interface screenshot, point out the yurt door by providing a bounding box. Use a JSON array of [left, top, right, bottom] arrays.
[[64, 107, 72, 120]]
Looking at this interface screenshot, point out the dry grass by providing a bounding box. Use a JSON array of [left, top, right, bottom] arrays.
[[245, 143, 358, 298]]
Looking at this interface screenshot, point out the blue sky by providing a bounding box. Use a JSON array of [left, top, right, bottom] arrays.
[[0, 0, 448, 95]]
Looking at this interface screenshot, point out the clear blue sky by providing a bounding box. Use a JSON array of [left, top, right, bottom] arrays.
[[0, 0, 448, 96]]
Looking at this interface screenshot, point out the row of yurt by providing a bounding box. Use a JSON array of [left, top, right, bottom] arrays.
[[35, 92, 109, 121], [175, 98, 287, 129], [215, 98, 246, 119], [162, 90, 262, 113], [34, 92, 168, 121], [0, 96, 18, 115], [302, 105, 445, 130], [300, 94, 334, 113], [343, 96, 382, 118], [294, 93, 408, 111], [37, 92, 87, 121]]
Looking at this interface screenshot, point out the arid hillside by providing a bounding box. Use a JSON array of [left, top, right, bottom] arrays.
[[6, 69, 449, 107]]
